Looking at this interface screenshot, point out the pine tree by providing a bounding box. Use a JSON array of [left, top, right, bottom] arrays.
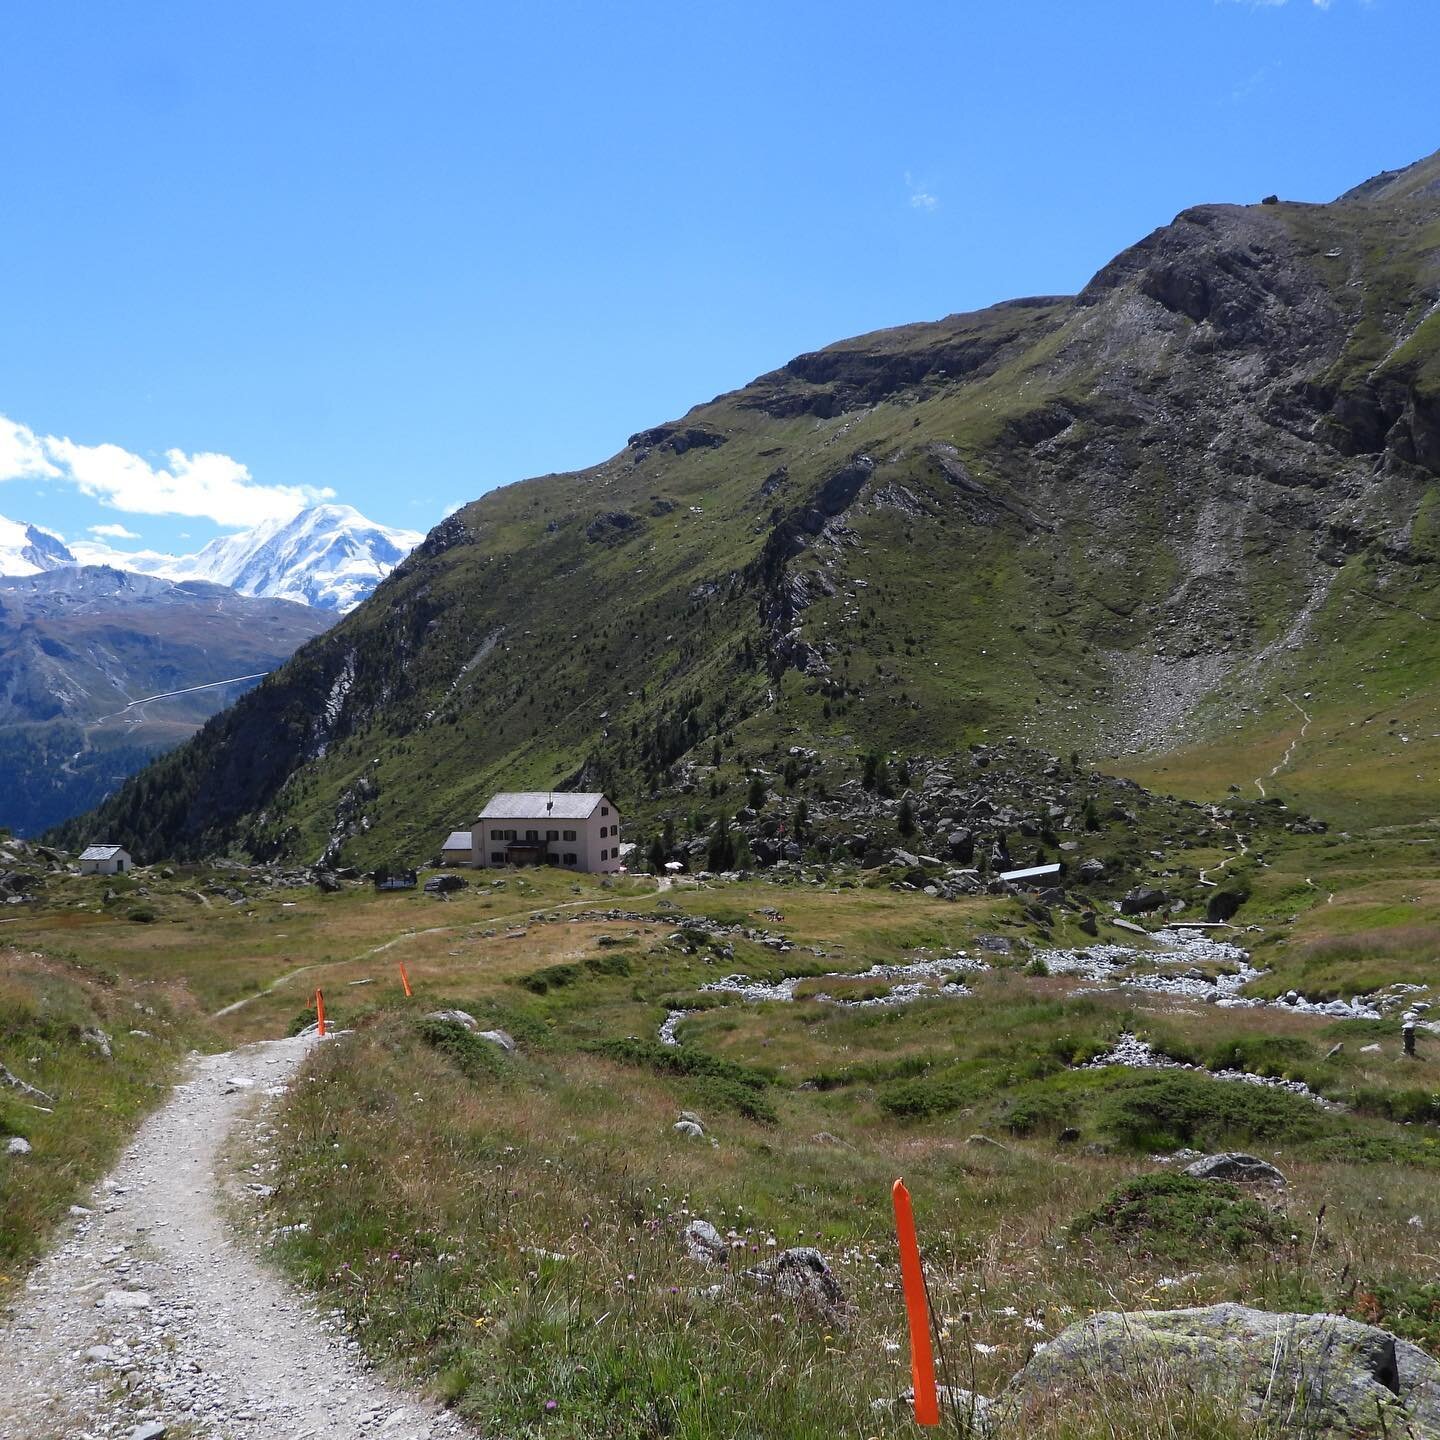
[[897, 794, 916, 837], [708, 814, 737, 872], [747, 775, 767, 810]]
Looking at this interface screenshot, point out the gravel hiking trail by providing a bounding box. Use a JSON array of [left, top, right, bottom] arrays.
[[0, 1035, 467, 1440]]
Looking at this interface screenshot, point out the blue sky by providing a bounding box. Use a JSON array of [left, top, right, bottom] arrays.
[[0, 0, 1435, 555]]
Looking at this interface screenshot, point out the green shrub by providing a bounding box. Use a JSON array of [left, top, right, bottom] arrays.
[[127, 907, 157, 924], [584, 952, 632, 978], [1205, 1034, 1314, 1079], [879, 1068, 987, 1119], [1073, 1173, 1287, 1260], [1343, 1085, 1440, 1125], [414, 1017, 507, 1080], [589, 1037, 776, 1122], [1095, 1071, 1326, 1152], [520, 962, 581, 994]]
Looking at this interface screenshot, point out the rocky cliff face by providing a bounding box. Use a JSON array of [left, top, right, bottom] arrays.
[[62, 152, 1440, 864]]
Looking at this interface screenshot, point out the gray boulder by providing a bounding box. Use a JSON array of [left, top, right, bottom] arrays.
[[742, 1247, 844, 1309], [683, 1219, 729, 1265], [478, 1029, 516, 1051], [997, 1304, 1440, 1438], [1183, 1152, 1287, 1187], [1121, 886, 1168, 915], [6, 1136, 32, 1155], [425, 1009, 478, 1029], [314, 871, 342, 893], [80, 1028, 113, 1060], [1077, 857, 1106, 882], [424, 873, 468, 894], [673, 1119, 705, 1139]]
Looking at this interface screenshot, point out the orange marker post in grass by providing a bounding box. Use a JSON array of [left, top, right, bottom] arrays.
[[315, 989, 326, 1038], [398, 963, 412, 998], [892, 1178, 941, 1426]]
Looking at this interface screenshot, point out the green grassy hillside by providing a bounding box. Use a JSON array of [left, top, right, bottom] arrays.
[[56, 151, 1440, 868]]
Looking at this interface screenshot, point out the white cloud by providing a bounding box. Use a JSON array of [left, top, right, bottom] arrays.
[[0, 413, 333, 528], [0, 416, 60, 481], [89, 522, 141, 539], [904, 171, 939, 213]]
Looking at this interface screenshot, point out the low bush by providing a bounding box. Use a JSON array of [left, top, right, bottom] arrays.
[[1073, 1173, 1287, 1260], [589, 1037, 777, 1122], [1095, 1071, 1327, 1152], [415, 1017, 508, 1080]]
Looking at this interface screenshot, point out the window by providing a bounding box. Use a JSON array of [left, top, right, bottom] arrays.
[[525, 829, 539, 841], [490, 828, 502, 840], [546, 854, 560, 866], [491, 852, 505, 864], [547, 829, 559, 841], [563, 829, 576, 842], [601, 848, 608, 862], [562, 853, 578, 866], [601, 806, 610, 816]]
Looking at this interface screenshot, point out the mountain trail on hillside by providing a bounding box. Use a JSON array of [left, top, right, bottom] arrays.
[[0, 1037, 465, 1440]]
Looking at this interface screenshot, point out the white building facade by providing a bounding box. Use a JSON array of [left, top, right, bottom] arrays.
[[468, 792, 622, 874], [78, 844, 132, 875]]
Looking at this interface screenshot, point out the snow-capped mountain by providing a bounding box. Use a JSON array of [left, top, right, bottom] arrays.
[[0, 515, 75, 575], [71, 505, 424, 613]]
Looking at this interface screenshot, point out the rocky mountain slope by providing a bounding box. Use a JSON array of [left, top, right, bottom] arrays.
[[0, 567, 331, 835], [70, 504, 423, 613], [0, 516, 73, 576], [63, 151, 1440, 866]]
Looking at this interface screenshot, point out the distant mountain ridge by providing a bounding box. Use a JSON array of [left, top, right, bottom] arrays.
[[0, 565, 332, 835], [0, 515, 74, 575], [70, 504, 424, 613]]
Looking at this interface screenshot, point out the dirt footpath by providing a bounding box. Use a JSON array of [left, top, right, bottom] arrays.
[[0, 1035, 467, 1440]]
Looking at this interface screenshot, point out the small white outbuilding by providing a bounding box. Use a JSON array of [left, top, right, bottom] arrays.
[[78, 844, 132, 876], [440, 831, 474, 866]]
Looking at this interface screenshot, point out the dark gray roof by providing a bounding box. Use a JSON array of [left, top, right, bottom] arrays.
[[477, 792, 609, 820]]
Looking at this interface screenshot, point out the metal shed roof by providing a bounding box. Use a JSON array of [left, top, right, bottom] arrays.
[[998, 862, 1062, 882], [79, 844, 127, 861], [477, 792, 608, 820], [441, 831, 472, 851]]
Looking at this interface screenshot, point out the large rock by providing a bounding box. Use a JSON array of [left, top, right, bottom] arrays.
[[1183, 1152, 1287, 1187], [1121, 885, 1168, 915], [424, 873, 468, 894], [425, 1009, 478, 1029], [998, 1304, 1440, 1438], [742, 1247, 844, 1309], [683, 1219, 729, 1265]]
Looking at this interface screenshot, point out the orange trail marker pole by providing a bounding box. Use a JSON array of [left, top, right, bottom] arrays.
[[398, 963, 412, 998], [892, 1178, 941, 1426], [315, 989, 326, 1038]]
